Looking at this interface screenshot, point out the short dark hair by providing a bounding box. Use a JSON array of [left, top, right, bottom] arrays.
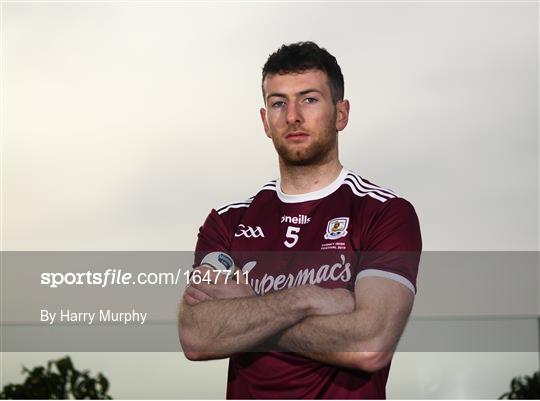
[[262, 41, 344, 104]]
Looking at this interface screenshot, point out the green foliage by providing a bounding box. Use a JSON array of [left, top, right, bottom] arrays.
[[0, 356, 112, 399], [499, 370, 540, 399]]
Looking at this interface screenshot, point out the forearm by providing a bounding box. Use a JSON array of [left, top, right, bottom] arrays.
[[276, 312, 363, 352], [179, 286, 310, 359], [273, 311, 388, 371]]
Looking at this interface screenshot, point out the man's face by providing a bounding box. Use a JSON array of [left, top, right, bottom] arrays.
[[260, 69, 349, 166]]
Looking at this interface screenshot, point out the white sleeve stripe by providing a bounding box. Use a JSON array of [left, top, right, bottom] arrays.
[[351, 173, 398, 197], [347, 174, 397, 199], [217, 203, 251, 215], [344, 181, 388, 203], [355, 269, 416, 294]]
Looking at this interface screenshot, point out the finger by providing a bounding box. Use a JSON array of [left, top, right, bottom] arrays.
[[190, 265, 215, 281], [238, 269, 249, 285], [183, 293, 200, 306], [190, 280, 233, 300], [195, 265, 216, 274], [212, 270, 230, 285], [185, 285, 213, 301], [189, 268, 221, 285]]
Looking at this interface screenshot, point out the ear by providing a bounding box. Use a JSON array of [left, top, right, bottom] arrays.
[[335, 100, 350, 132], [260, 107, 271, 138]]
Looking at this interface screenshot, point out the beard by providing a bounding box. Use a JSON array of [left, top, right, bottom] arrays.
[[272, 117, 338, 167]]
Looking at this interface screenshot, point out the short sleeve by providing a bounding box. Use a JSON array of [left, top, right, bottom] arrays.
[[193, 209, 231, 268], [357, 198, 422, 294]]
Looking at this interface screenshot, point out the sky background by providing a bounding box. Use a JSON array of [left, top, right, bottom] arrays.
[[3, 1, 538, 252]]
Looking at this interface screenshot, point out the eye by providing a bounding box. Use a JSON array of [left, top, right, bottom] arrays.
[[304, 97, 318, 104], [271, 101, 285, 109]]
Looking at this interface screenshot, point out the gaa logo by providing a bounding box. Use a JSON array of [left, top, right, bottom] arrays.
[[235, 224, 265, 238]]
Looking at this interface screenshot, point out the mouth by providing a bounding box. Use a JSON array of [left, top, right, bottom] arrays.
[[285, 131, 310, 141]]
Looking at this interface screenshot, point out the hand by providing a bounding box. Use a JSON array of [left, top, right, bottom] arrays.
[[304, 286, 355, 316], [183, 265, 256, 306]]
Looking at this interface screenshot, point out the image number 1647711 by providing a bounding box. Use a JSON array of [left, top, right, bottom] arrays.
[[185, 269, 249, 285]]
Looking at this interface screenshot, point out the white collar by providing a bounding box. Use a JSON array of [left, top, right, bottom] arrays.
[[276, 168, 348, 203]]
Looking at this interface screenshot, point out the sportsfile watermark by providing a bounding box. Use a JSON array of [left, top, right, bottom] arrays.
[[41, 268, 184, 288], [40, 268, 246, 288], [1, 251, 538, 352]]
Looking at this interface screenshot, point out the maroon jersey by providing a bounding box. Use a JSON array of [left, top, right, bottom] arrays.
[[194, 168, 422, 399]]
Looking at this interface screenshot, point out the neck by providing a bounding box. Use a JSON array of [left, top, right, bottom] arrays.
[[278, 158, 343, 195]]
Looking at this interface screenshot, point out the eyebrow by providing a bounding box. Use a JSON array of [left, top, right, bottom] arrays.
[[266, 88, 323, 101]]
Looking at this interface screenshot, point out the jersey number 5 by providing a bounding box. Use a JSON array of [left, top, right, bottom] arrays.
[[284, 226, 300, 248]]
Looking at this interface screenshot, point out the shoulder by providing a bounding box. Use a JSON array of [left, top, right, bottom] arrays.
[[212, 178, 278, 219], [341, 169, 420, 240], [341, 169, 419, 217], [342, 170, 399, 204]]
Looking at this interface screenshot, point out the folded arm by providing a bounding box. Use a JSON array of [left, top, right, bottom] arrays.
[[178, 266, 354, 360], [272, 275, 414, 372]]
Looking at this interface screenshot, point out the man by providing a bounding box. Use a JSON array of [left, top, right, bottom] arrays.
[[178, 41, 422, 399]]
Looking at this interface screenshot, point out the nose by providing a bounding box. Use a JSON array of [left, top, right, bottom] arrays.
[[286, 101, 304, 125]]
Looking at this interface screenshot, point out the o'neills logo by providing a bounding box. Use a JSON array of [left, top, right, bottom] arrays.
[[281, 214, 311, 224], [243, 254, 352, 296]]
